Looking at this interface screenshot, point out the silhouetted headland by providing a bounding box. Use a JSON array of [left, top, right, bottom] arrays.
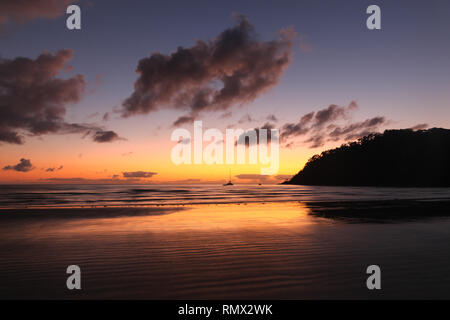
[[285, 128, 450, 187]]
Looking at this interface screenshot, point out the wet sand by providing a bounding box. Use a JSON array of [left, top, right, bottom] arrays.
[[1, 201, 450, 299]]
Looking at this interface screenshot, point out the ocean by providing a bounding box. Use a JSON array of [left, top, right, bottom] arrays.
[[2, 184, 450, 208]]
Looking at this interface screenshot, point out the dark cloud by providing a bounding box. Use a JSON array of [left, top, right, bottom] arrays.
[[173, 115, 196, 126], [0, 129, 23, 144], [0, 50, 121, 144], [303, 134, 326, 149], [280, 111, 314, 141], [92, 130, 122, 143], [122, 171, 158, 178], [121, 15, 295, 125], [0, 0, 77, 25], [3, 158, 34, 172], [45, 165, 63, 172], [281, 101, 388, 148], [328, 117, 387, 141], [314, 105, 347, 127]]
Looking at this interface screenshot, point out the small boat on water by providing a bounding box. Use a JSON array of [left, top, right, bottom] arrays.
[[223, 170, 233, 186]]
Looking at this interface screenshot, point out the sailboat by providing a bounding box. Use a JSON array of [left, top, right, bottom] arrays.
[[223, 169, 233, 186]]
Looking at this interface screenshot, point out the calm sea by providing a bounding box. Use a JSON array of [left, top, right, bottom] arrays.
[[1, 184, 450, 208]]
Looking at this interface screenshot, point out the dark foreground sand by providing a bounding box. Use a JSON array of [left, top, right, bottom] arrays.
[[1, 201, 450, 299]]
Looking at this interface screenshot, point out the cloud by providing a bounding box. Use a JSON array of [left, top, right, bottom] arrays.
[[0, 129, 23, 144], [280, 112, 314, 141], [328, 117, 386, 141], [280, 101, 388, 148], [121, 14, 295, 125], [266, 114, 278, 122], [92, 130, 122, 143], [313, 101, 357, 128], [173, 115, 196, 126], [45, 165, 63, 172], [122, 171, 158, 178], [3, 158, 34, 172], [0, 0, 77, 25], [0, 50, 121, 144]]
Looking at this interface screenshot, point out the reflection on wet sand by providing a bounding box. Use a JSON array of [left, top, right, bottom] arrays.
[[1, 202, 450, 299], [307, 199, 450, 223]]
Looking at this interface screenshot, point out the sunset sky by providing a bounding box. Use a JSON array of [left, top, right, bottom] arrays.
[[1, 0, 450, 184]]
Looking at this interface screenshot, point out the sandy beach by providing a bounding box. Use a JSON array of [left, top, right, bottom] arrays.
[[1, 199, 450, 299]]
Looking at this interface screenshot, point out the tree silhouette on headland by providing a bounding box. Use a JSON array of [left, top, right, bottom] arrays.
[[285, 128, 450, 187]]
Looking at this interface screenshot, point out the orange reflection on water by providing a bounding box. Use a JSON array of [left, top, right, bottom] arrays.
[[40, 202, 315, 237]]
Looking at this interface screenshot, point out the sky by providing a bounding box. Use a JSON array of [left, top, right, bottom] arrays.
[[1, 0, 450, 184]]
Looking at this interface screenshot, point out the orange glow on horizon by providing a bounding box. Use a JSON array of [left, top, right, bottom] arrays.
[[0, 128, 337, 184]]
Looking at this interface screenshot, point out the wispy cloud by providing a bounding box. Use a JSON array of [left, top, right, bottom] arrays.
[[45, 165, 63, 172], [280, 101, 388, 148]]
